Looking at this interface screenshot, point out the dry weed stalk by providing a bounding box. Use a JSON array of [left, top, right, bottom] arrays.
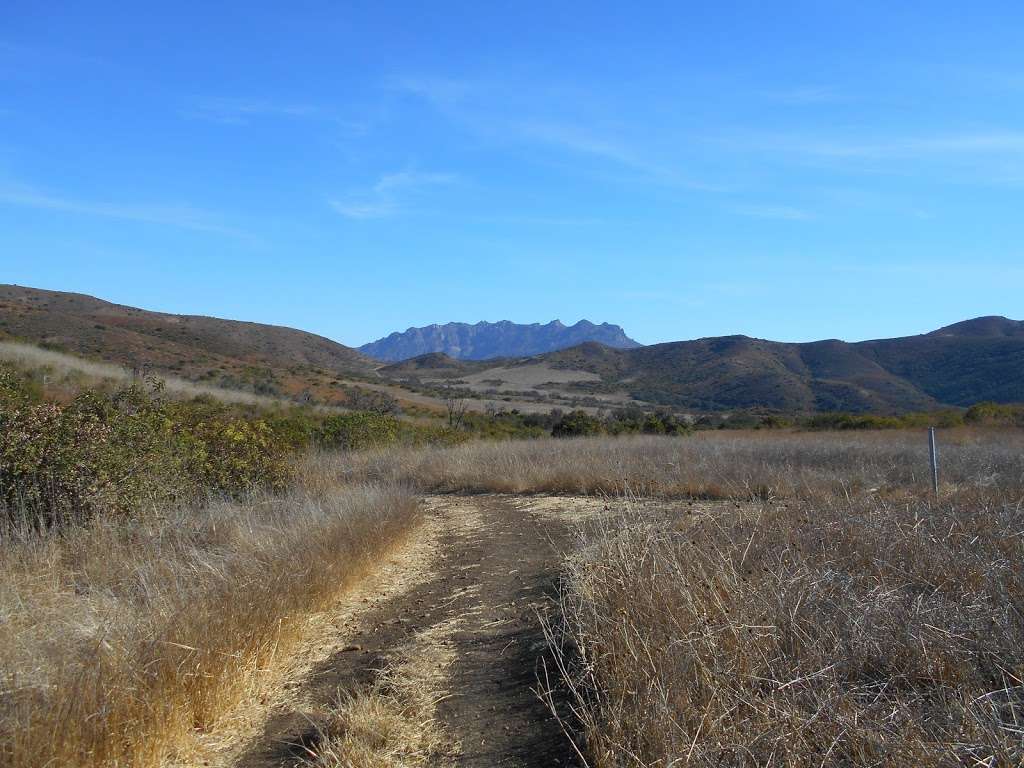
[[548, 490, 1024, 766]]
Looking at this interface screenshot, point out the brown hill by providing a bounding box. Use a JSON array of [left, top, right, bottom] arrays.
[[4, 284, 1020, 414], [0, 284, 376, 399], [538, 319, 1024, 412]]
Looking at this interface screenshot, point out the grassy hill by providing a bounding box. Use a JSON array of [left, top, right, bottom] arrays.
[[4, 284, 1020, 414], [0, 284, 377, 402], [538, 319, 1024, 412]]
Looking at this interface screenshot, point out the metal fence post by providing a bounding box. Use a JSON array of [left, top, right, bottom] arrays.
[[928, 427, 939, 496]]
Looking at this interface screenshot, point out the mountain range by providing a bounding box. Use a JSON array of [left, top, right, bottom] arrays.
[[532, 316, 1024, 411], [2, 284, 1022, 414], [358, 320, 640, 361], [383, 317, 1024, 412]]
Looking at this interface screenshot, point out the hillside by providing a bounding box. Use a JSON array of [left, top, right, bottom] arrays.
[[359, 319, 641, 361], [534, 318, 1024, 412], [4, 284, 1020, 414], [0, 284, 377, 401], [381, 320, 1024, 415]]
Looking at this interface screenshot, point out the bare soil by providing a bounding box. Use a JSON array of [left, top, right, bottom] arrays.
[[224, 494, 613, 768]]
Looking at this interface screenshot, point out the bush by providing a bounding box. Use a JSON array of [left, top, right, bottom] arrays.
[[804, 410, 965, 431], [552, 409, 605, 438], [965, 401, 1024, 427], [0, 376, 293, 527], [316, 412, 401, 451], [606, 407, 692, 436]]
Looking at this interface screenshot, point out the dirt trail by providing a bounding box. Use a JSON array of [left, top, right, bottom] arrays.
[[224, 494, 612, 768]]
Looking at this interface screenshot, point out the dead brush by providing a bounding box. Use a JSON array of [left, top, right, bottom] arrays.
[[546, 489, 1024, 766]]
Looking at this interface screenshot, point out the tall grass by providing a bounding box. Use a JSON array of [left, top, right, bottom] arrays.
[[0, 462, 418, 768], [335, 430, 1024, 500], [535, 434, 1024, 766]]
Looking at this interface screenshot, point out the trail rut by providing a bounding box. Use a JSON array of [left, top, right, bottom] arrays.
[[223, 494, 608, 768]]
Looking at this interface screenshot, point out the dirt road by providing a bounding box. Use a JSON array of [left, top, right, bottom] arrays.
[[219, 494, 613, 768]]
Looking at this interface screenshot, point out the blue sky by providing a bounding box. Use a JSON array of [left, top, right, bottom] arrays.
[[2, 2, 1022, 346]]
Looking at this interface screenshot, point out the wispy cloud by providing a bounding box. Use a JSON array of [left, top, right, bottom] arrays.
[[518, 121, 640, 167], [329, 170, 459, 219], [186, 98, 321, 125], [0, 184, 250, 238], [373, 170, 458, 193], [329, 199, 395, 219], [394, 75, 725, 192], [733, 204, 814, 221], [520, 120, 728, 191], [390, 75, 474, 108], [761, 85, 842, 105], [818, 132, 1024, 159], [751, 131, 1024, 160]]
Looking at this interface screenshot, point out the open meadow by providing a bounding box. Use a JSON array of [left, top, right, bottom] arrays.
[[2, 351, 1022, 767]]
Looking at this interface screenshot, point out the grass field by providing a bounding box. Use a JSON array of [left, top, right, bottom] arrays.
[[334, 430, 1024, 765], [335, 428, 1024, 500], [2, 427, 1022, 767]]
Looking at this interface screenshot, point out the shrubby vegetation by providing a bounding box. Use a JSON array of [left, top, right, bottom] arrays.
[[0, 364, 293, 526], [964, 401, 1024, 427], [803, 409, 964, 430], [0, 360, 474, 527], [549, 408, 691, 437]]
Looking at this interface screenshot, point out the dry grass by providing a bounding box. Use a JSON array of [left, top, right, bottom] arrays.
[[0, 340, 307, 407], [0, 458, 419, 768], [544, 459, 1024, 764], [330, 429, 1024, 764], [304, 618, 460, 768], [4, 427, 1022, 767], [335, 429, 1024, 501]]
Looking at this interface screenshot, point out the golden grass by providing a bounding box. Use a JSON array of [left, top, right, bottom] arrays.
[[0, 459, 419, 768], [546, 487, 1024, 765], [304, 618, 460, 768], [334, 429, 1024, 501], [3, 428, 1022, 767]]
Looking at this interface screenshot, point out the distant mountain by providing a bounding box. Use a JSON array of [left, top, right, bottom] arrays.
[[0, 285, 376, 399], [5, 284, 1020, 414], [535, 317, 1024, 412], [359, 320, 641, 362]]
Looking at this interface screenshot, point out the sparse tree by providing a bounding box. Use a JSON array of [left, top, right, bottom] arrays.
[[444, 382, 469, 430], [345, 386, 400, 416]]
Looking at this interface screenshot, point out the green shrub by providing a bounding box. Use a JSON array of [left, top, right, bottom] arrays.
[[2, 387, 185, 525], [608, 409, 692, 435], [0, 379, 293, 527], [805, 410, 965, 431], [0, 363, 42, 405], [965, 402, 1024, 427], [182, 416, 291, 495], [552, 409, 605, 438], [316, 412, 401, 451]]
